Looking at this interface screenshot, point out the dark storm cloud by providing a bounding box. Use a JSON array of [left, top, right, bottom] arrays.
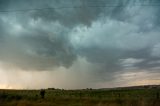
[[0, 0, 160, 75], [0, 19, 4, 39], [30, 1, 104, 27], [20, 34, 76, 68], [0, 17, 76, 70], [70, 0, 160, 74], [0, 0, 107, 70], [77, 47, 123, 73]]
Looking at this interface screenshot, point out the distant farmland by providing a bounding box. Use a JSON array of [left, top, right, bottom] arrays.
[[0, 85, 160, 106]]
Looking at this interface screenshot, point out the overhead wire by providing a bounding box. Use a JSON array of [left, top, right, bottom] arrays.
[[0, 0, 160, 13]]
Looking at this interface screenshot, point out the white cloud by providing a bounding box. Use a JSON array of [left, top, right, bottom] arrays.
[[70, 14, 160, 51], [119, 58, 144, 69], [151, 43, 160, 57]]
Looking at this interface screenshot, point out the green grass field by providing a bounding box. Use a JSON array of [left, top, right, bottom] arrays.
[[0, 88, 160, 106]]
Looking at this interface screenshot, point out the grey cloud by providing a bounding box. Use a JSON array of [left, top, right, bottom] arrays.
[[0, 0, 160, 78], [0, 0, 160, 89], [0, 31, 76, 70], [0, 20, 5, 41], [29, 0, 134, 27], [69, 2, 160, 75], [0, 0, 120, 71], [0, 14, 77, 70], [21, 34, 76, 68], [30, 2, 104, 27]]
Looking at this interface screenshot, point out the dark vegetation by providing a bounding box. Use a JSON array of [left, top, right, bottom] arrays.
[[0, 87, 160, 106]]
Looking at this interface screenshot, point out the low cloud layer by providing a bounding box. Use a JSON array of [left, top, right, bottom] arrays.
[[0, 0, 160, 89]]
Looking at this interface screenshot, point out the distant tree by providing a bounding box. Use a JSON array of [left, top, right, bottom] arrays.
[[156, 92, 159, 99], [48, 88, 55, 90], [40, 89, 45, 99]]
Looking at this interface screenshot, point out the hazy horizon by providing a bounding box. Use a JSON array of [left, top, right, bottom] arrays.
[[0, 0, 160, 89]]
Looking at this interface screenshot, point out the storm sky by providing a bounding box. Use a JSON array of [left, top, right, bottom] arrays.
[[0, 0, 160, 89]]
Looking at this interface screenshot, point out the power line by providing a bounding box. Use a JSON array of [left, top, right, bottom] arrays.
[[0, 4, 160, 13]]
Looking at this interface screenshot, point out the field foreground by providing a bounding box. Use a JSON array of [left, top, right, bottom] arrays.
[[0, 86, 160, 106]]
